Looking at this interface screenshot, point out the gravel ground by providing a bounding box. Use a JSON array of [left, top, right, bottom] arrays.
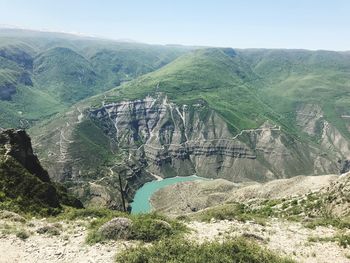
[[1, 217, 349, 263], [187, 219, 350, 263]]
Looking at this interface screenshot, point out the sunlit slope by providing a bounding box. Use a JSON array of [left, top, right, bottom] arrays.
[[0, 28, 190, 127]]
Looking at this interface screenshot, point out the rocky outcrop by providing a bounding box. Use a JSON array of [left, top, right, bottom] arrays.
[[89, 95, 337, 182], [97, 217, 133, 240], [0, 129, 51, 182], [296, 103, 350, 173], [321, 172, 350, 217], [0, 129, 83, 214], [296, 104, 324, 136]]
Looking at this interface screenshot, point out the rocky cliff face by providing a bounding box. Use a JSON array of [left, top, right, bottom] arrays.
[[32, 95, 348, 209], [296, 103, 350, 172], [0, 129, 51, 182], [89, 95, 337, 182], [0, 129, 82, 214]]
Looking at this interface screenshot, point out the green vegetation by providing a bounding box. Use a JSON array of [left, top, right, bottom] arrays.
[[101, 48, 270, 132], [115, 237, 295, 263], [0, 156, 62, 216], [308, 234, 350, 248], [304, 217, 350, 229], [193, 203, 267, 225], [57, 206, 119, 221], [36, 223, 62, 236], [193, 197, 350, 231], [34, 47, 98, 103], [68, 119, 114, 174], [129, 213, 186, 242], [192, 200, 298, 225], [0, 222, 30, 240], [87, 212, 186, 244], [240, 49, 350, 138], [15, 229, 30, 240], [57, 207, 187, 244], [93, 47, 350, 143], [0, 129, 82, 216], [0, 28, 190, 128]]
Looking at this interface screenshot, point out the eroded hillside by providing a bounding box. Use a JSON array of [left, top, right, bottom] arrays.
[[30, 47, 350, 209]]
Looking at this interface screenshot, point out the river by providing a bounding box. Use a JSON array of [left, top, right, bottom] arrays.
[[131, 175, 207, 213]]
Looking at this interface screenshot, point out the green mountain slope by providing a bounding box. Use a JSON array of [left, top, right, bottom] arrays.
[[0, 28, 191, 128], [239, 49, 350, 138], [34, 47, 98, 103], [96, 48, 350, 138], [99, 48, 274, 131], [31, 47, 350, 209]]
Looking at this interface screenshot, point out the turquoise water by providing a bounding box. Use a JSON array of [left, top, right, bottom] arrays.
[[131, 175, 206, 214]]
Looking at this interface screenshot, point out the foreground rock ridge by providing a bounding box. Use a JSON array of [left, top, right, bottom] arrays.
[[0, 129, 82, 214], [1, 129, 51, 182], [0, 173, 349, 263]]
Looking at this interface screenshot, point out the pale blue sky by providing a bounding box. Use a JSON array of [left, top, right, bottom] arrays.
[[0, 0, 349, 50]]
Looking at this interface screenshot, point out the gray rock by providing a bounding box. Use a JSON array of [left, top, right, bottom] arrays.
[[97, 217, 132, 240]]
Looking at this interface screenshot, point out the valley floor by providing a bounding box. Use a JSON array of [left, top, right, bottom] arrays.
[[1, 217, 349, 263]]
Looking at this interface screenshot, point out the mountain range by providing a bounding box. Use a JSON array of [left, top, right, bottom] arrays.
[[1, 28, 350, 263], [1, 28, 350, 209]]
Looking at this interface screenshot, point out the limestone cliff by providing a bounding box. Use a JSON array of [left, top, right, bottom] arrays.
[[31, 95, 349, 209], [88, 95, 337, 182]]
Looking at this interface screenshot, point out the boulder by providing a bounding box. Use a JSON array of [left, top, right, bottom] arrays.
[[97, 217, 133, 240]]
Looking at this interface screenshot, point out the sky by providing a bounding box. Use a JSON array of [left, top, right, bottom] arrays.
[[0, 0, 349, 50]]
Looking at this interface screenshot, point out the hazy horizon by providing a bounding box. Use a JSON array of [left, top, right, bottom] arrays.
[[0, 0, 349, 51]]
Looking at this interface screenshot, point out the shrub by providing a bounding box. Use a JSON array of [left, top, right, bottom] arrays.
[[115, 237, 295, 263], [58, 206, 123, 221], [337, 234, 350, 248], [130, 216, 174, 242], [194, 203, 267, 225], [0, 210, 26, 222], [36, 224, 61, 236], [308, 234, 350, 248], [82, 210, 187, 244], [305, 217, 350, 229], [16, 230, 30, 240]]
